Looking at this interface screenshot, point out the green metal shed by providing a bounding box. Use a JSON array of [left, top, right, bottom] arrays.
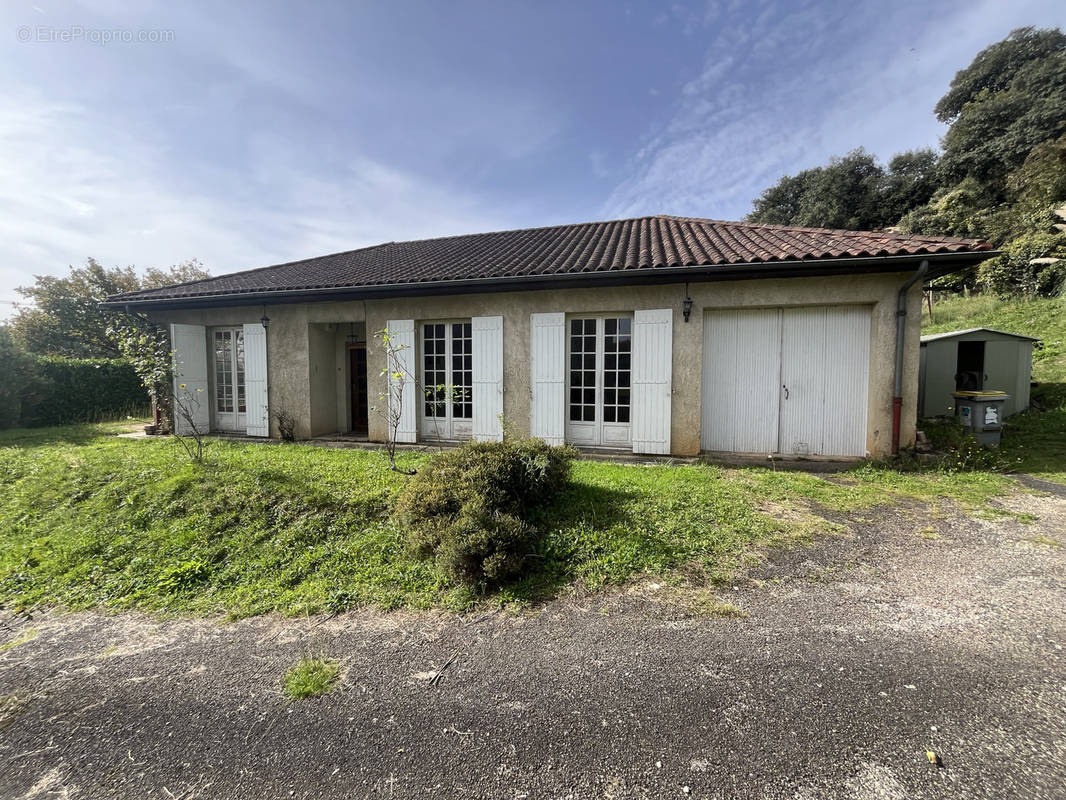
[[919, 328, 1039, 419]]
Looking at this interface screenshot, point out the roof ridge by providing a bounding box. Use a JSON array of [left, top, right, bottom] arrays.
[[658, 215, 983, 244]]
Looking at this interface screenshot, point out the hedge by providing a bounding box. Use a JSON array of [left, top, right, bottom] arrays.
[[15, 357, 150, 428]]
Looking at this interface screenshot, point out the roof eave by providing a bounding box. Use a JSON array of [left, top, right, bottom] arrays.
[[103, 250, 996, 311]]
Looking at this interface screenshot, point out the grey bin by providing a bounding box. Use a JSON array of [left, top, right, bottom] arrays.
[[952, 392, 1010, 447]]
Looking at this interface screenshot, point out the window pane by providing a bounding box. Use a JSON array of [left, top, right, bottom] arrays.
[[617, 406, 629, 423], [605, 318, 616, 335], [604, 407, 616, 423]]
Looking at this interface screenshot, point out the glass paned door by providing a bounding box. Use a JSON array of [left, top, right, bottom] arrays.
[[421, 321, 473, 441], [566, 316, 632, 447], [213, 328, 247, 432]]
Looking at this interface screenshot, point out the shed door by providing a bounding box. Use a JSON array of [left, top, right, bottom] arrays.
[[702, 306, 870, 457]]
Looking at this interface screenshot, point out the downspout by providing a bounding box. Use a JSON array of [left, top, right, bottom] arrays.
[[892, 259, 929, 455]]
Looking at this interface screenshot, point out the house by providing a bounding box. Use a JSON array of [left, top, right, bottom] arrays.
[[105, 215, 993, 458], [919, 328, 1039, 419]]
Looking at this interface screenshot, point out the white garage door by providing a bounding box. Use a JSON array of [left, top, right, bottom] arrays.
[[701, 306, 871, 457]]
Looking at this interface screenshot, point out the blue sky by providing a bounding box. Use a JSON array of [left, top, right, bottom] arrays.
[[1, 0, 1063, 313]]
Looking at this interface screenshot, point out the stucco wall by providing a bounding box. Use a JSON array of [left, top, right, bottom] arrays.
[[150, 272, 923, 456]]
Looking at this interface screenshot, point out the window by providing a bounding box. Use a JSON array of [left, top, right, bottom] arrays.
[[213, 328, 246, 430], [602, 317, 631, 424], [450, 322, 472, 419], [569, 318, 596, 422], [567, 315, 632, 446], [421, 321, 473, 439]]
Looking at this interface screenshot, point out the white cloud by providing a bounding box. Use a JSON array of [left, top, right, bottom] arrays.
[[0, 90, 509, 317], [603, 0, 1066, 222]]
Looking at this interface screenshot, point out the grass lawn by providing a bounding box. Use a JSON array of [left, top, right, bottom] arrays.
[[0, 423, 1016, 618], [922, 295, 1066, 484]]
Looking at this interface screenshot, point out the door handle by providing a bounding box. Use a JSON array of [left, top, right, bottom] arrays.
[[782, 385, 790, 400]]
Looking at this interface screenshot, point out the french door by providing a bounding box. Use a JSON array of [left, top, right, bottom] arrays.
[[566, 315, 632, 447], [212, 327, 246, 431], [421, 321, 473, 440]]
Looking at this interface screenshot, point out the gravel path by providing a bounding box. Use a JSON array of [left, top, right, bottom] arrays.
[[1, 487, 1064, 799]]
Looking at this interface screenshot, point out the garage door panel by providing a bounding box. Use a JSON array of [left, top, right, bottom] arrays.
[[702, 308, 780, 453], [780, 307, 827, 456], [821, 306, 871, 457]]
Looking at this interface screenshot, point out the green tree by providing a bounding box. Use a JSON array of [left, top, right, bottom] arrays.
[[747, 148, 939, 231], [748, 149, 885, 230], [10, 259, 208, 358], [937, 27, 1066, 194]]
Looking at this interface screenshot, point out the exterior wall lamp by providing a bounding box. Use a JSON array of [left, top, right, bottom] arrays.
[[682, 296, 693, 323], [260, 314, 270, 329]]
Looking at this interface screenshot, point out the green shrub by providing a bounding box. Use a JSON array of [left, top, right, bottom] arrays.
[[0, 328, 35, 429], [18, 356, 150, 428], [922, 418, 1022, 472], [395, 439, 575, 588]]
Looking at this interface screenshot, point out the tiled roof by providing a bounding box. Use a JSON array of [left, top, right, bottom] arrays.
[[109, 215, 993, 303]]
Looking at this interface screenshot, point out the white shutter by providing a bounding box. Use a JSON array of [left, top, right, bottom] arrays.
[[471, 315, 504, 442], [529, 312, 565, 445], [631, 309, 673, 454], [386, 319, 417, 443], [170, 323, 209, 436], [242, 323, 269, 437]]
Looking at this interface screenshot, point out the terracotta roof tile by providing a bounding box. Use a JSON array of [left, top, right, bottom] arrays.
[[110, 214, 992, 303]]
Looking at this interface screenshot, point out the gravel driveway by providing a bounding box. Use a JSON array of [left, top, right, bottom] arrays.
[[1, 487, 1064, 799]]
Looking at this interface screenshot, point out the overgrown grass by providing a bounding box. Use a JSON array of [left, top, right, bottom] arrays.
[[922, 294, 1066, 483], [0, 424, 1014, 617], [282, 658, 340, 699]]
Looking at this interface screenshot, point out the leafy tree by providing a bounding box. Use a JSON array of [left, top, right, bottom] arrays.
[[748, 148, 939, 230], [10, 259, 208, 358], [976, 232, 1066, 297], [937, 27, 1066, 194], [881, 149, 941, 225], [748, 149, 886, 230]]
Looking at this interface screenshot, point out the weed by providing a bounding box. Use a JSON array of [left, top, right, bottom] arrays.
[[0, 628, 38, 652], [1026, 534, 1062, 549], [282, 658, 340, 699]]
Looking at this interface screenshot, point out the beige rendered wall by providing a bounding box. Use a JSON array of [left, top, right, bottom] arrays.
[[149, 272, 923, 457]]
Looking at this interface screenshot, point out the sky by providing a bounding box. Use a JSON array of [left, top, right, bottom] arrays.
[[1, 0, 1063, 315]]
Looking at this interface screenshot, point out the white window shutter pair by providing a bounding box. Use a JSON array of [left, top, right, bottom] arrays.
[[528, 309, 672, 454], [170, 323, 270, 438], [388, 317, 504, 444]]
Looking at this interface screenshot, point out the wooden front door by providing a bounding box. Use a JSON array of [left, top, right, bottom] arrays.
[[350, 345, 369, 436]]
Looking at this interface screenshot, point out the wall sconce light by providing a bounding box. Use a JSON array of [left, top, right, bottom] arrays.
[[682, 296, 693, 323], [260, 314, 270, 329]]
